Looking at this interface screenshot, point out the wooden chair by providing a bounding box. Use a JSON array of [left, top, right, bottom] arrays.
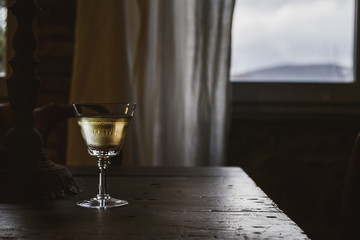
[[0, 102, 74, 164], [338, 132, 360, 238]]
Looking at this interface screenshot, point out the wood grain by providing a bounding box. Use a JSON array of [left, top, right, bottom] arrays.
[[0, 167, 309, 239]]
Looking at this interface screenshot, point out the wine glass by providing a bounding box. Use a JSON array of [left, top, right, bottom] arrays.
[[73, 103, 136, 209]]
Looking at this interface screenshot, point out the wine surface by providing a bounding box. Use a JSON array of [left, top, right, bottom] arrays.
[[78, 117, 131, 156]]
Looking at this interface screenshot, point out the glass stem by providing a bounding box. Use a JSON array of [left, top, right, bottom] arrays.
[[97, 157, 110, 200]]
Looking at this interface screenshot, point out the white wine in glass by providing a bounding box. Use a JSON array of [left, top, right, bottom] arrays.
[[73, 103, 136, 209]]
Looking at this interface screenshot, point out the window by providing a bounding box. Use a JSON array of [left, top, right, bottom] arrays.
[[231, 0, 360, 106], [0, 0, 10, 99], [0, 0, 6, 77]]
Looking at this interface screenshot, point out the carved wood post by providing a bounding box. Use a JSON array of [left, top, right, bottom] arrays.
[[0, 0, 80, 200], [8, 0, 40, 129]]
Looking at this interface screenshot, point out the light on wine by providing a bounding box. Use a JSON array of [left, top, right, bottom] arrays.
[[78, 117, 131, 157]]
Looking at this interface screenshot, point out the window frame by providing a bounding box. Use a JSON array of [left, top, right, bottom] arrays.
[[231, 0, 360, 107]]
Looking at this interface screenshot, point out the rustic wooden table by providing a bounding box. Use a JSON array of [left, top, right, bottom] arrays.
[[0, 167, 309, 239]]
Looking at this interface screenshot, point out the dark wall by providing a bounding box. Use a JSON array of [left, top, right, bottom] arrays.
[[228, 109, 360, 239], [34, 0, 76, 163], [35, 0, 76, 105]]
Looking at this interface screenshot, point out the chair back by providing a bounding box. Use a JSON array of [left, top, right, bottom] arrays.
[[0, 102, 74, 164], [338, 132, 360, 237]]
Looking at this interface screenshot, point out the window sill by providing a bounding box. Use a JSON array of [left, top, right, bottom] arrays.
[[231, 101, 360, 122]]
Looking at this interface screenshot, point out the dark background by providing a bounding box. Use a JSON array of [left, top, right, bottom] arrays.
[[1, 0, 359, 239]]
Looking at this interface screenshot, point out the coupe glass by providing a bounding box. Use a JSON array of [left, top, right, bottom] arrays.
[[73, 103, 136, 208]]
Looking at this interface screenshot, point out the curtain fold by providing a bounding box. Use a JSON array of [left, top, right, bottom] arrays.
[[67, 0, 235, 166]]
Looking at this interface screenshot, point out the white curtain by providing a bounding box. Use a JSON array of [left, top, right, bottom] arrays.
[[67, 0, 235, 166]]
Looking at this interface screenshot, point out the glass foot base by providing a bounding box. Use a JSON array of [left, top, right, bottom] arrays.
[[76, 197, 128, 209]]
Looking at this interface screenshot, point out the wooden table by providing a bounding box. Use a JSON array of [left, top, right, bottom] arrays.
[[0, 167, 309, 239]]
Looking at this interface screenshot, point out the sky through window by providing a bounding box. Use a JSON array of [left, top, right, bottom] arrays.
[[230, 0, 355, 83]]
